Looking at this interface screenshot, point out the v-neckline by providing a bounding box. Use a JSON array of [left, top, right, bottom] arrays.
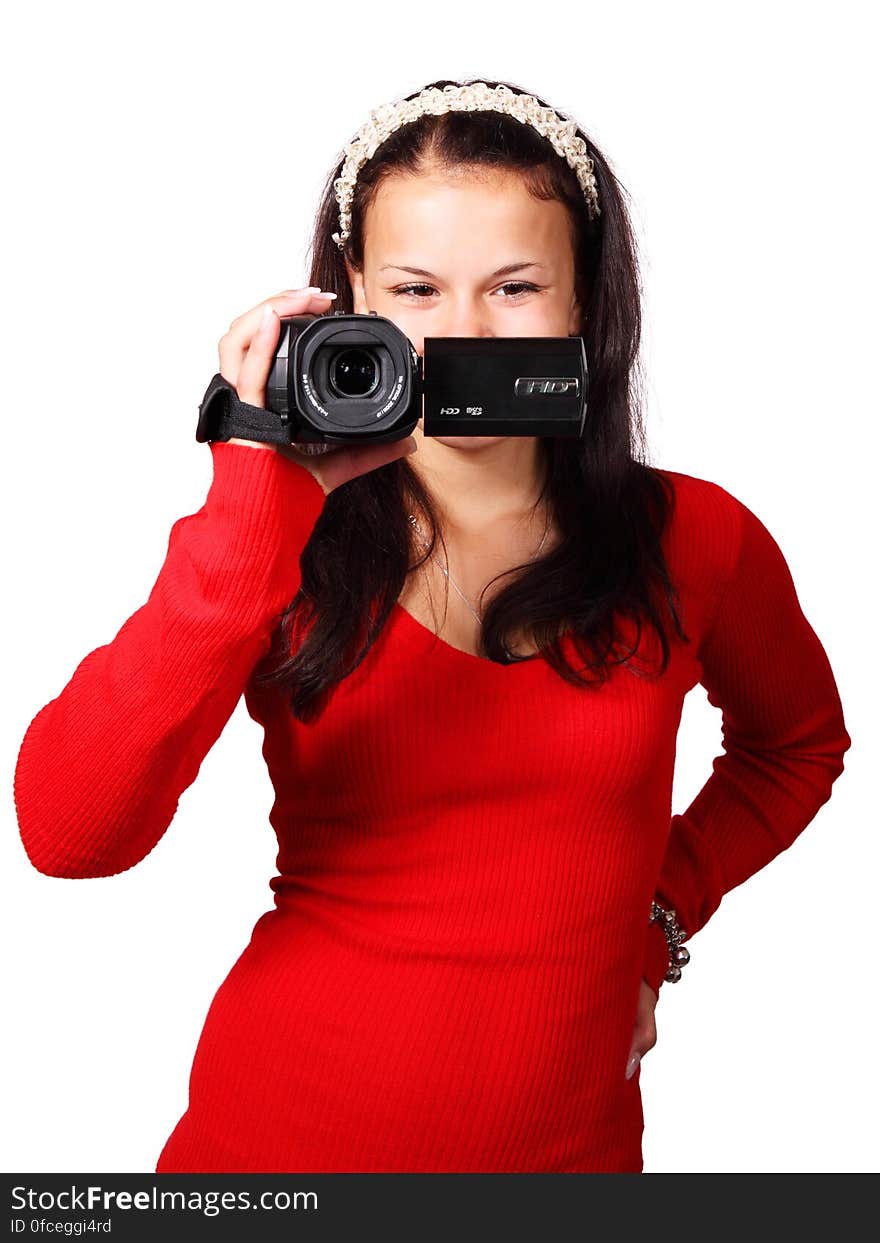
[[392, 600, 562, 671]]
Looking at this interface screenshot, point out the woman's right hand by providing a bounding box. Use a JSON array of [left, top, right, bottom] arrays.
[[217, 287, 418, 495]]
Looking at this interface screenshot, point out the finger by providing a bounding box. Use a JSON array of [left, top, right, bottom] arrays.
[[236, 303, 281, 407], [633, 1007, 657, 1051], [227, 288, 334, 333], [624, 1022, 657, 1080], [628, 1025, 657, 1062], [219, 289, 336, 384], [218, 290, 336, 387]]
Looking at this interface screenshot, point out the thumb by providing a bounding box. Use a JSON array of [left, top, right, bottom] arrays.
[[625, 1049, 641, 1080]]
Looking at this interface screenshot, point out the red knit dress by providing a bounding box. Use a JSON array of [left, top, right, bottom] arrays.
[[13, 441, 851, 1173]]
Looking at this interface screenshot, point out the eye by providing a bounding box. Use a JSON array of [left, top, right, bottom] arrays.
[[389, 281, 542, 302], [390, 283, 437, 300], [495, 282, 542, 300]]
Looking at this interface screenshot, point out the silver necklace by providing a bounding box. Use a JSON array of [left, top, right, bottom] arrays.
[[406, 507, 551, 625]]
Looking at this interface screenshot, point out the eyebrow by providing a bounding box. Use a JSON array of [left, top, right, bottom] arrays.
[[379, 261, 548, 279]]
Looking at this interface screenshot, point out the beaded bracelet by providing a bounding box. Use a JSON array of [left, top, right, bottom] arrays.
[[649, 900, 691, 983]]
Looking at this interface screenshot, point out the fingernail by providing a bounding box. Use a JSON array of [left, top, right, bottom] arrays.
[[314, 291, 338, 299], [260, 304, 275, 329], [625, 1052, 641, 1080]]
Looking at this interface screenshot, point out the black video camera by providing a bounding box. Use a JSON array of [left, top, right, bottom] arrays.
[[196, 310, 588, 447]]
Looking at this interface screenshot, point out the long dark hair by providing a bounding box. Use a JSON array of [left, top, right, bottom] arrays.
[[253, 76, 689, 722]]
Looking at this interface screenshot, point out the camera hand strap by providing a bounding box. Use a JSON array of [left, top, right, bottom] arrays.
[[195, 372, 291, 446]]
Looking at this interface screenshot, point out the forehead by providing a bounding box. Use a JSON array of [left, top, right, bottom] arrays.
[[363, 169, 574, 266]]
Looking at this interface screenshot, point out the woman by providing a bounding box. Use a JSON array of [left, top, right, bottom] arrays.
[[13, 77, 851, 1173]]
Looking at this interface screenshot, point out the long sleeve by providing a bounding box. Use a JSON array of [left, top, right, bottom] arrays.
[[13, 441, 327, 879], [641, 493, 851, 998]]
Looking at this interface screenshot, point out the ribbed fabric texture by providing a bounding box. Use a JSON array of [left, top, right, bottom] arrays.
[[13, 441, 851, 1173]]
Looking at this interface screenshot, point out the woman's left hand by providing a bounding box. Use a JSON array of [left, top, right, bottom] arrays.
[[626, 979, 659, 1079]]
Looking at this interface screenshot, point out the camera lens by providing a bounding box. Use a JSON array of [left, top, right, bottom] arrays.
[[330, 348, 378, 398]]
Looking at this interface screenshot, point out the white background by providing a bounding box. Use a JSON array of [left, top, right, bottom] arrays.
[[2, 0, 875, 1175]]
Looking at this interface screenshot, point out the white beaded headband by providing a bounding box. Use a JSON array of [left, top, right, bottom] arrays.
[[331, 82, 601, 250]]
